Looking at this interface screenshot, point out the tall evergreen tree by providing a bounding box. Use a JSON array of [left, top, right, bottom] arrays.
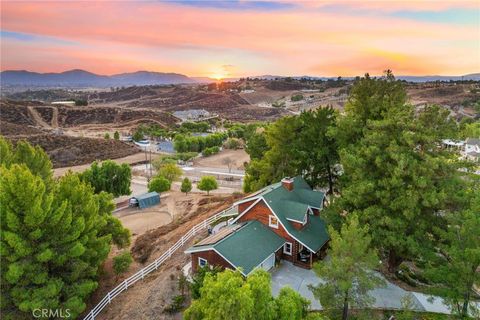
[[0, 138, 130, 319], [336, 73, 461, 271], [425, 179, 480, 318]]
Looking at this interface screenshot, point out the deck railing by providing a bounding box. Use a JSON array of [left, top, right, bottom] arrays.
[[83, 206, 237, 320]]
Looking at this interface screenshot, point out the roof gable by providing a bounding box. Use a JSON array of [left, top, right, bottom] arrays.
[[232, 176, 329, 252], [185, 220, 285, 275]]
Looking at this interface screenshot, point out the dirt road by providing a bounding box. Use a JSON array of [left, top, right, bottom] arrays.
[[27, 106, 51, 128]]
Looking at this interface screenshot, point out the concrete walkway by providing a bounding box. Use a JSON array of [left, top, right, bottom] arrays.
[[270, 261, 452, 314]]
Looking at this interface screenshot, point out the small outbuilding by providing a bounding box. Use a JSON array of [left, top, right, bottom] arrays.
[[130, 192, 160, 209]]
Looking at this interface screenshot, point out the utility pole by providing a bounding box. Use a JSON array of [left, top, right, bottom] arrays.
[[149, 149, 153, 180], [145, 146, 149, 182]]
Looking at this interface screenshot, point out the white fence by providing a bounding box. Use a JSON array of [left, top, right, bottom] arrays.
[[83, 206, 237, 320]]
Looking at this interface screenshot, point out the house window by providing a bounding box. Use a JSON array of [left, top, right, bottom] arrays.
[[283, 242, 292, 255], [269, 215, 279, 228], [198, 257, 208, 268]]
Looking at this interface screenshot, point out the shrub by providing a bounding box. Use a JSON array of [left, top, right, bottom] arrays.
[[291, 94, 304, 101], [113, 251, 133, 275], [224, 138, 241, 149], [148, 176, 171, 193], [114, 131, 120, 140], [203, 146, 220, 156]]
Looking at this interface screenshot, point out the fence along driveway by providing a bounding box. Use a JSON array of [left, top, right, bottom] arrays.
[[83, 206, 238, 320]]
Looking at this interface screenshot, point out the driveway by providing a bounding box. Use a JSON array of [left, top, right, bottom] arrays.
[[270, 261, 452, 314]]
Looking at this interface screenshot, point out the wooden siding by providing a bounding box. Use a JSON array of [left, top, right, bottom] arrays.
[[191, 250, 234, 273], [238, 199, 257, 214], [237, 199, 297, 262], [290, 220, 304, 230]]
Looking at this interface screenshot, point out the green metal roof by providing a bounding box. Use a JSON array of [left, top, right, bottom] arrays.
[[186, 220, 285, 275], [281, 200, 309, 222], [261, 176, 329, 252], [134, 192, 160, 209]]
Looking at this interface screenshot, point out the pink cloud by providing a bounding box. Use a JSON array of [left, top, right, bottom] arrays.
[[1, 1, 478, 76]]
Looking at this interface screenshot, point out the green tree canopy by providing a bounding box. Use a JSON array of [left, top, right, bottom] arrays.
[[79, 160, 132, 197], [243, 107, 338, 194], [185, 269, 311, 320], [425, 179, 480, 318], [157, 163, 182, 182], [181, 177, 193, 195], [0, 137, 53, 183], [309, 214, 384, 320], [198, 176, 218, 195], [148, 176, 171, 193], [0, 143, 130, 318], [336, 73, 462, 272], [245, 130, 268, 161], [276, 287, 310, 320]]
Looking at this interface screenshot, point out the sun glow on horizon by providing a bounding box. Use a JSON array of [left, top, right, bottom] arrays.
[[211, 74, 225, 80]]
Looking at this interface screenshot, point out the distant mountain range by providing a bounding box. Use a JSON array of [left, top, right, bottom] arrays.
[[395, 74, 480, 82], [1, 69, 479, 87], [0, 69, 198, 87]]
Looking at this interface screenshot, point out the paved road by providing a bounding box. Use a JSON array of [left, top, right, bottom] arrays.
[[270, 261, 456, 314]]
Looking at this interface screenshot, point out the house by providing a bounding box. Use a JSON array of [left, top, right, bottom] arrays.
[[185, 176, 329, 276], [464, 138, 480, 162]]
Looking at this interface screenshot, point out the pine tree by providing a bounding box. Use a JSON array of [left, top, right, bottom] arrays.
[[0, 138, 130, 318], [336, 73, 461, 272], [309, 215, 384, 320]]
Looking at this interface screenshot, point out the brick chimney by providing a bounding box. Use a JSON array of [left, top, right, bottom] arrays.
[[281, 177, 294, 191]]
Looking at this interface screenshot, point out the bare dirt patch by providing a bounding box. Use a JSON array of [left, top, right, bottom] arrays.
[[193, 148, 250, 170], [85, 193, 242, 320], [118, 208, 173, 236]]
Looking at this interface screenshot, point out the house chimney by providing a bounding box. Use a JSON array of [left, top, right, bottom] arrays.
[[281, 177, 294, 191]]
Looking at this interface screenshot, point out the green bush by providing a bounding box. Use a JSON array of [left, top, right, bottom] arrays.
[[113, 251, 133, 275], [224, 137, 242, 149], [291, 94, 304, 101], [148, 176, 171, 193], [203, 146, 220, 156], [177, 152, 198, 161]]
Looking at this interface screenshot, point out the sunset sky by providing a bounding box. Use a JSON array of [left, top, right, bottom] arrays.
[[1, 0, 479, 78]]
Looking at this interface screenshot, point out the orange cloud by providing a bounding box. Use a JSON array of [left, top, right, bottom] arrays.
[[1, 1, 478, 76]]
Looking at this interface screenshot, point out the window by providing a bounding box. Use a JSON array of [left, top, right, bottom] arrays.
[[283, 242, 292, 255], [198, 257, 208, 268], [269, 215, 279, 228]]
